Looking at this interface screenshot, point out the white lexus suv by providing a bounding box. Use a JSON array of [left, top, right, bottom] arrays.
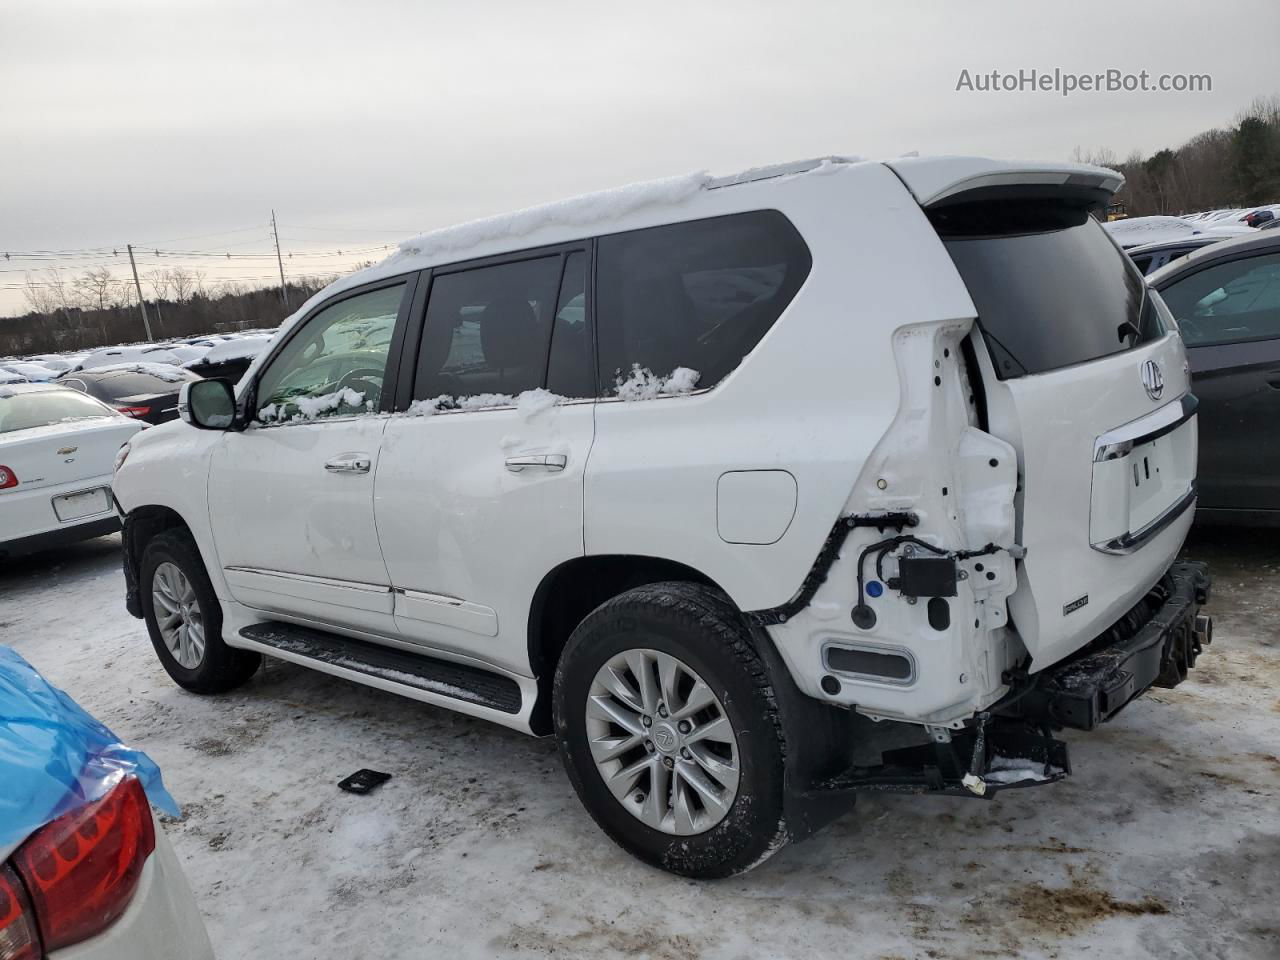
[[112, 156, 1212, 878]]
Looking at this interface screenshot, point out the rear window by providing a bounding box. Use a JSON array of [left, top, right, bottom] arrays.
[[0, 390, 116, 433], [595, 210, 811, 395], [935, 204, 1158, 379], [92, 371, 198, 397]]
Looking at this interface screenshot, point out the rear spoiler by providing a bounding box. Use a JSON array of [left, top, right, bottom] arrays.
[[885, 156, 1123, 211]]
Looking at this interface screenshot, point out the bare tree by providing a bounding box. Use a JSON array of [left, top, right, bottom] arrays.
[[21, 272, 56, 316], [144, 269, 171, 302], [168, 267, 196, 302], [1071, 146, 1119, 169], [74, 267, 115, 312]]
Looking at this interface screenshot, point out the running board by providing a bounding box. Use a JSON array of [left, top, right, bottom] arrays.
[[238, 621, 522, 714]]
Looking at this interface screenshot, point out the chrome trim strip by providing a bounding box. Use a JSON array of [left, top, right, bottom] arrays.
[[1094, 393, 1198, 462], [223, 566, 391, 593], [1091, 483, 1197, 555], [821, 641, 918, 687], [394, 587, 464, 606]]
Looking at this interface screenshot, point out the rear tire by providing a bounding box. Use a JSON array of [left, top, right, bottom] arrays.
[[553, 581, 789, 878], [140, 530, 260, 693]]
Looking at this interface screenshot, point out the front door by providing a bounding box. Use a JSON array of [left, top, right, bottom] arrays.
[[375, 248, 596, 675], [1160, 249, 1280, 513], [208, 279, 412, 633]]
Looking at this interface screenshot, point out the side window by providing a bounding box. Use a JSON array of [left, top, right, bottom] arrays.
[[414, 256, 562, 402], [1131, 255, 1153, 275], [546, 251, 593, 398], [1160, 253, 1280, 346], [255, 283, 404, 421], [594, 210, 811, 396]]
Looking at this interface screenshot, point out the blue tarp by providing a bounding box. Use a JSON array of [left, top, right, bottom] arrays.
[[0, 646, 178, 853]]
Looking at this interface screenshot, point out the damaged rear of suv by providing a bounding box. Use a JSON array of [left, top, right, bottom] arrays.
[[113, 155, 1211, 878]]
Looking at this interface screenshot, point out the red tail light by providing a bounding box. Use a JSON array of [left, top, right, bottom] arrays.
[[0, 466, 16, 490], [115, 405, 152, 419], [0, 865, 41, 960], [11, 776, 155, 952]]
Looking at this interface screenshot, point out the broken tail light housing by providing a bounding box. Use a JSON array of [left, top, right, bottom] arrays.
[[10, 776, 155, 952], [0, 864, 40, 960], [0, 466, 16, 490]]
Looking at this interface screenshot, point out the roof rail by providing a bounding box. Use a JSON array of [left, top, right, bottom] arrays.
[[706, 156, 861, 190]]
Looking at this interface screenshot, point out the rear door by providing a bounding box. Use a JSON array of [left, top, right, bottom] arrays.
[[1157, 248, 1280, 513], [928, 195, 1197, 670], [374, 246, 596, 675], [207, 278, 413, 634]]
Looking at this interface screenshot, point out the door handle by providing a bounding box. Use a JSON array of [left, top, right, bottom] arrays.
[[324, 456, 372, 474], [504, 454, 567, 473]]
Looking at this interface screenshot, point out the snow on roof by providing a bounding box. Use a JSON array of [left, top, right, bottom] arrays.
[[237, 157, 865, 388], [1103, 215, 1207, 248], [79, 362, 193, 382], [191, 334, 274, 366], [392, 170, 714, 262], [77, 346, 182, 370]]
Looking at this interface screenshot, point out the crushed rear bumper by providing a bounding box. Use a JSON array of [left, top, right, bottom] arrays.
[[780, 560, 1212, 830], [1006, 561, 1211, 730]]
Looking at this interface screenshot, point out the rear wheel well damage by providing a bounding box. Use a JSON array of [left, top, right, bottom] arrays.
[[122, 506, 192, 618], [526, 556, 719, 735]]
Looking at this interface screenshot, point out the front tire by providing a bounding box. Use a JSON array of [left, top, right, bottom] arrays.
[[140, 530, 260, 693], [553, 582, 789, 878]]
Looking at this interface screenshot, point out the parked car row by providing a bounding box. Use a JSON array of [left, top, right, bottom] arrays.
[[0, 333, 275, 557]]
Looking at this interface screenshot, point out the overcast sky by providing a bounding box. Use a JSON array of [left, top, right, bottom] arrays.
[[2, 0, 1278, 315]]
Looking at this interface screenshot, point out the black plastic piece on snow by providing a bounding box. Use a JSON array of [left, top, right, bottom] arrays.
[[338, 769, 392, 795]]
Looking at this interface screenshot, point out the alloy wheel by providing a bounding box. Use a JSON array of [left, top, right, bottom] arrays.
[[585, 648, 740, 835], [151, 561, 206, 669]]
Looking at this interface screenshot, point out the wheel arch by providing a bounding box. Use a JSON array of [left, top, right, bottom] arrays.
[[525, 554, 724, 735], [122, 505, 197, 618]]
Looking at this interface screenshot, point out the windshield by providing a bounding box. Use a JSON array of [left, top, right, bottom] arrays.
[[0, 390, 117, 433], [936, 204, 1159, 378]]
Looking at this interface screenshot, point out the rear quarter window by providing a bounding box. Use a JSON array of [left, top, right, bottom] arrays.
[[594, 210, 811, 395]]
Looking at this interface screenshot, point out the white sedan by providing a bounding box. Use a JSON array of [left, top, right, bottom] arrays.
[[0, 383, 143, 557]]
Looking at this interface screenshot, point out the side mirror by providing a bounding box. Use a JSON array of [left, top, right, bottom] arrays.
[[180, 379, 236, 430]]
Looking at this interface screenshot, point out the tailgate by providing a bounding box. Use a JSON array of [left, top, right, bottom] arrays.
[[993, 333, 1196, 668], [917, 172, 1199, 671]]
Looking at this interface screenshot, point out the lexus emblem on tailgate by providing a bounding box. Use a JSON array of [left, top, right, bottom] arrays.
[[1141, 360, 1164, 401]]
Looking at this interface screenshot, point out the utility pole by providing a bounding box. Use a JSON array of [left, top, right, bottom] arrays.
[[271, 209, 289, 309], [126, 244, 154, 340]]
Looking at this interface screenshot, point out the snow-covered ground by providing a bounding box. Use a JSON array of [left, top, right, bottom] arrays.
[[1, 530, 1276, 960]]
